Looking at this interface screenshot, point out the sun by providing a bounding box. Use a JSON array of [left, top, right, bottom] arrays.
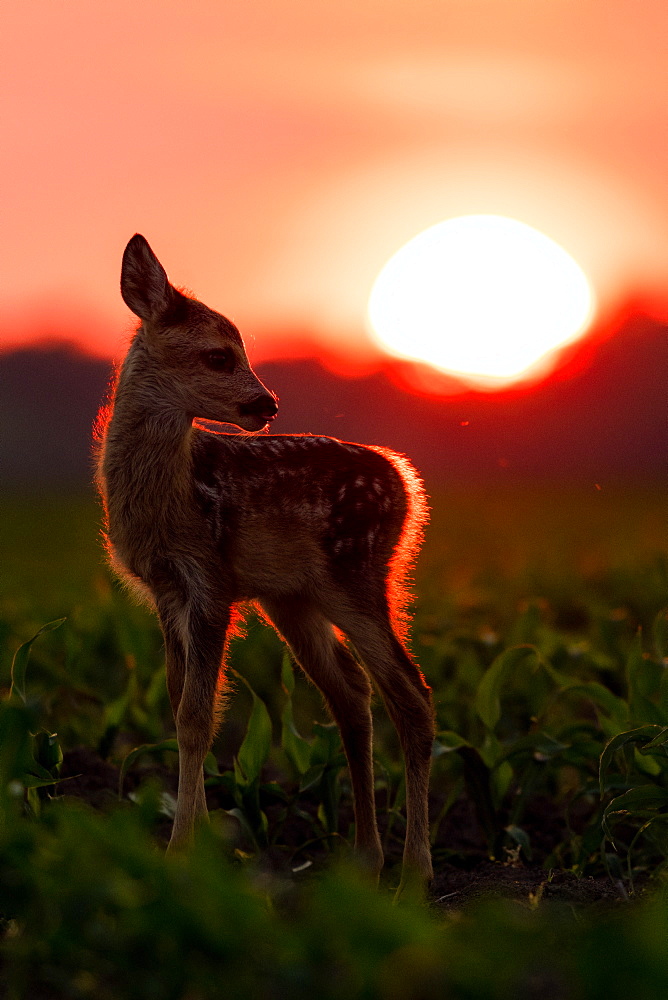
[[367, 215, 595, 387]]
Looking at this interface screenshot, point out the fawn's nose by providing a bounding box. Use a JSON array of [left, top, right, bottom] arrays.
[[239, 393, 278, 421]]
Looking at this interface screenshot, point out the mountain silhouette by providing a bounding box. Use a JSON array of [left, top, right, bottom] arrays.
[[1, 313, 665, 488], [1, 345, 112, 487]]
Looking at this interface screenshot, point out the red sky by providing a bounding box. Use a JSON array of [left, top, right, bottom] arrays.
[[2, 0, 668, 377]]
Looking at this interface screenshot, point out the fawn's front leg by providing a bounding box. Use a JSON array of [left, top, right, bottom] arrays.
[[164, 605, 229, 849], [158, 615, 204, 831]]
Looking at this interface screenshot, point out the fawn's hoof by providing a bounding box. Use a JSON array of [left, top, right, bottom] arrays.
[[394, 858, 433, 904], [352, 843, 384, 885]]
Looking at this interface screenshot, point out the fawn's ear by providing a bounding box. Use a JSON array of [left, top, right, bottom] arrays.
[[121, 234, 177, 322]]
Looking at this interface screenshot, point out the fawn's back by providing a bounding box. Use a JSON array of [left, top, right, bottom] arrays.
[[190, 428, 423, 621]]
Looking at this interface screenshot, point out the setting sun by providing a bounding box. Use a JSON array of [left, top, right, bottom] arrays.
[[367, 215, 595, 387]]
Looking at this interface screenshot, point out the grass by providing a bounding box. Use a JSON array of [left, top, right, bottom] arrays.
[[0, 480, 667, 998]]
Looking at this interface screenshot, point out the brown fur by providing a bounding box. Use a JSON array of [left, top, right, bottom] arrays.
[[96, 234, 434, 894]]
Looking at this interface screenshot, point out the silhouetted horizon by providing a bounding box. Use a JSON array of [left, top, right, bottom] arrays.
[[1, 309, 666, 488]]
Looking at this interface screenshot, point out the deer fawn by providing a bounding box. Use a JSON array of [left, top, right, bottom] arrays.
[[96, 234, 434, 892]]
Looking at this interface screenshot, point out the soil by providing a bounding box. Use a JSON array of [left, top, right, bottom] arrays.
[[430, 862, 625, 911], [57, 746, 629, 912]]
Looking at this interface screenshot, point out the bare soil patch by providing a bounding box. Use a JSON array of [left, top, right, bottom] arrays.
[[58, 746, 627, 911]]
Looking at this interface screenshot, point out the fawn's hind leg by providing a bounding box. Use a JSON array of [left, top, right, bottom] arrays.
[[328, 601, 434, 893], [260, 596, 384, 879], [160, 604, 229, 849]]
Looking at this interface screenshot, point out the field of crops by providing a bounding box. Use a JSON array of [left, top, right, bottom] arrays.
[[1, 481, 667, 998]]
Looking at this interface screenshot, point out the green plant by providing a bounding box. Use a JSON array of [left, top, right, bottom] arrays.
[[2, 484, 668, 995], [117, 653, 349, 861], [2, 619, 68, 818]]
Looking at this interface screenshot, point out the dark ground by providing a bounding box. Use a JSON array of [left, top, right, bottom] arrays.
[[58, 746, 628, 913]]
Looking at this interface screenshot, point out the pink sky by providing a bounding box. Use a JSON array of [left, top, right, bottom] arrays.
[[2, 0, 668, 366]]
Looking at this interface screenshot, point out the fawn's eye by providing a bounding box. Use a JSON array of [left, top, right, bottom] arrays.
[[201, 348, 236, 373]]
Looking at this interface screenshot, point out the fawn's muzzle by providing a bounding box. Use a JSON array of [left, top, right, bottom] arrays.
[[239, 393, 278, 422]]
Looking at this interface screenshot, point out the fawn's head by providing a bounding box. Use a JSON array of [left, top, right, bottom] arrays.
[[120, 234, 278, 431]]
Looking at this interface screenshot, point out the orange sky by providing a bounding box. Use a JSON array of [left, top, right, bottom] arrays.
[[2, 0, 668, 371]]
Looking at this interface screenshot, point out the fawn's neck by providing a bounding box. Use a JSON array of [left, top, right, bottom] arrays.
[[101, 341, 198, 555]]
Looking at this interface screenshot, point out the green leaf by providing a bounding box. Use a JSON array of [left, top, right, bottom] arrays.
[[145, 664, 167, 713], [566, 682, 629, 731], [602, 784, 668, 843], [299, 724, 346, 795], [232, 670, 272, 788], [23, 757, 59, 783], [505, 824, 532, 861], [0, 702, 33, 784], [203, 751, 221, 776], [33, 730, 63, 775], [293, 723, 344, 834], [430, 776, 464, 846], [639, 727, 668, 753], [633, 747, 663, 778], [626, 629, 665, 725], [22, 773, 71, 790], [492, 759, 513, 803], [280, 655, 311, 775], [204, 770, 236, 796], [224, 807, 263, 852], [102, 688, 131, 730], [309, 722, 342, 768], [457, 745, 497, 855], [8, 619, 66, 704], [118, 738, 179, 798], [474, 646, 537, 731], [0, 703, 68, 796], [433, 730, 470, 755], [599, 726, 664, 796], [498, 731, 570, 765], [545, 662, 629, 732], [606, 784, 668, 813], [261, 781, 289, 803], [281, 704, 311, 776], [316, 766, 341, 835]]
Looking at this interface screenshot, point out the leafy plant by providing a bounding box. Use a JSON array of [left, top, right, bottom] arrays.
[[2, 485, 668, 994], [117, 654, 348, 860], [1, 620, 68, 817]]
